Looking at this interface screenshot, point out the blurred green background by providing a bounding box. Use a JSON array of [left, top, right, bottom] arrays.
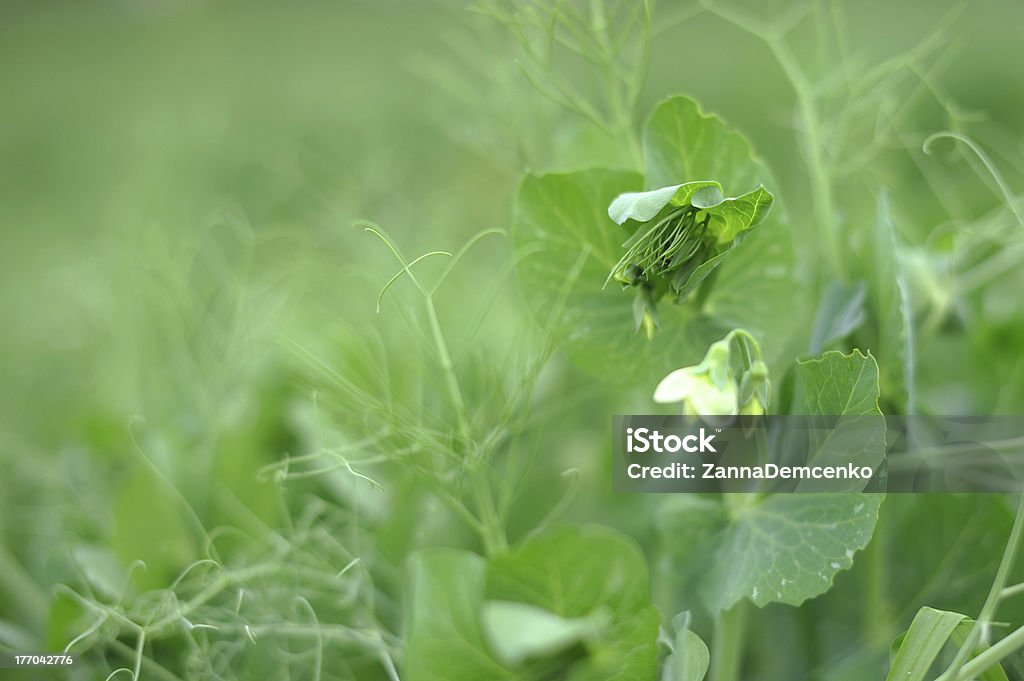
[[2, 1, 1024, 679]]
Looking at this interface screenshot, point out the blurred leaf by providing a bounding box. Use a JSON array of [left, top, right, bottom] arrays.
[[886, 496, 1024, 626], [487, 524, 661, 681], [481, 600, 608, 666], [0, 619, 34, 651], [808, 281, 867, 355], [69, 545, 128, 601], [111, 469, 195, 592], [405, 549, 515, 681], [656, 496, 727, 613], [863, 191, 913, 410], [662, 627, 710, 681]]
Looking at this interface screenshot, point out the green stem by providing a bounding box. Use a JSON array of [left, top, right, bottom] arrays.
[[711, 601, 748, 681], [473, 471, 508, 556], [697, 4, 843, 281], [423, 295, 506, 553], [589, 0, 645, 169], [862, 529, 890, 649], [936, 622, 1024, 681], [424, 295, 471, 443], [769, 38, 844, 282], [940, 494, 1024, 680]]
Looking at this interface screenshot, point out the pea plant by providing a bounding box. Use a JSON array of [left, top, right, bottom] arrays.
[[46, 1, 1024, 680], [377, 2, 1024, 680]]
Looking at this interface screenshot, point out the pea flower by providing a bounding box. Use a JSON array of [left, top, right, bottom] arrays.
[[738, 360, 770, 416], [654, 330, 770, 416], [654, 338, 738, 415], [606, 181, 773, 340]]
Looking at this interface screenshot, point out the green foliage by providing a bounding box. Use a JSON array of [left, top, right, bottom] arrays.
[[405, 525, 661, 681], [662, 626, 710, 681], [792, 350, 887, 489], [659, 349, 883, 613], [513, 96, 810, 385], [643, 98, 770, 194], [406, 550, 513, 681], [488, 525, 661, 681], [887, 607, 1010, 681], [660, 493, 882, 613], [3, 2, 1024, 681]]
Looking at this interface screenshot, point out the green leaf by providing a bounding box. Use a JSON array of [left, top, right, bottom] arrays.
[[513, 99, 810, 387], [405, 549, 515, 681], [808, 281, 867, 355], [795, 349, 881, 416], [863, 190, 913, 410], [702, 186, 773, 245], [659, 351, 885, 611], [663, 491, 880, 614], [702, 494, 881, 612], [644, 96, 770, 194], [654, 496, 725, 614], [662, 628, 710, 681], [514, 169, 716, 385], [481, 601, 608, 666], [886, 607, 967, 681], [486, 524, 661, 681], [112, 468, 195, 591], [792, 349, 886, 491]]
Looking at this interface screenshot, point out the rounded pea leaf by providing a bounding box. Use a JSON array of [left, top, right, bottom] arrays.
[[513, 97, 810, 386], [481, 601, 609, 666], [404, 550, 515, 681], [644, 96, 768, 193], [658, 350, 885, 612], [486, 524, 661, 681], [662, 628, 710, 681]]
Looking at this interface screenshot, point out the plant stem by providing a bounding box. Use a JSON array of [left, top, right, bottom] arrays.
[[422, 293, 507, 553], [424, 295, 471, 443], [768, 37, 844, 282], [862, 529, 890, 649], [936, 621, 1024, 681], [939, 494, 1024, 680], [473, 470, 508, 555], [711, 602, 748, 681]]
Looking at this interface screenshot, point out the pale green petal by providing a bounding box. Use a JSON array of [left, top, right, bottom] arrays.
[[653, 368, 701, 403], [688, 380, 738, 415]]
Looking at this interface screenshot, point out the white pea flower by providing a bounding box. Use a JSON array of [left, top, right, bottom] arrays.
[[654, 331, 771, 417], [653, 339, 738, 415]]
